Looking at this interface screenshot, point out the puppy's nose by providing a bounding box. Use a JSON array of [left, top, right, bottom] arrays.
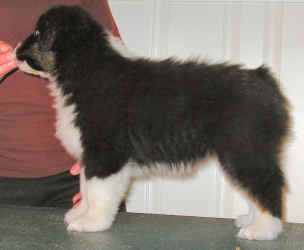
[[16, 46, 28, 61], [11, 43, 20, 61], [15, 41, 34, 62]]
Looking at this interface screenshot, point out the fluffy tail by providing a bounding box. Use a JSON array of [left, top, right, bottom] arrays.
[[254, 65, 274, 81]]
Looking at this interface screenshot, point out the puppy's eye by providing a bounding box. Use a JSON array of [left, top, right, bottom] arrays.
[[34, 30, 40, 37]]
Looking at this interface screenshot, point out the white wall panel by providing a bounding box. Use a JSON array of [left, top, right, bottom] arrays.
[[110, 0, 304, 223], [262, 2, 284, 76], [109, 0, 150, 55], [280, 3, 304, 223], [167, 2, 225, 59], [239, 2, 265, 67]]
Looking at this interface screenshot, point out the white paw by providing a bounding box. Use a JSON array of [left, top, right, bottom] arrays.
[[64, 203, 87, 225], [237, 214, 282, 240], [235, 214, 252, 228], [66, 212, 114, 232]]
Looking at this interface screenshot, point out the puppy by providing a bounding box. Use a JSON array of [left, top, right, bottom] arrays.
[[15, 5, 290, 240]]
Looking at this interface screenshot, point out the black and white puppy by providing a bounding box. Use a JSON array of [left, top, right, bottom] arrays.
[[15, 5, 290, 240]]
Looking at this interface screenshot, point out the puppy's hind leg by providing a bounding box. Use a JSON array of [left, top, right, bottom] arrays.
[[66, 154, 132, 232], [235, 198, 255, 229], [218, 146, 285, 240], [237, 199, 283, 241], [234, 190, 283, 240]]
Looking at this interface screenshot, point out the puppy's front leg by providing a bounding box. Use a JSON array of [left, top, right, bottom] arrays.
[[65, 167, 89, 225], [66, 162, 131, 232]]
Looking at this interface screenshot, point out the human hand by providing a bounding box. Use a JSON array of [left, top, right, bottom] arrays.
[[70, 162, 82, 208], [70, 161, 81, 175], [0, 41, 18, 79]]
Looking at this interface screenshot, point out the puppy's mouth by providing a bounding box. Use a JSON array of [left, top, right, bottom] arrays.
[[17, 60, 51, 80], [15, 46, 42, 75], [18, 56, 43, 72], [14, 44, 50, 79], [0, 43, 51, 84]]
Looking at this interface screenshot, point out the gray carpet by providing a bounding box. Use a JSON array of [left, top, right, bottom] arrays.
[[1, 206, 303, 250]]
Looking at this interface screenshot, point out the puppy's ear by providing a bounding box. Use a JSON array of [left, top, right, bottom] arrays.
[[40, 29, 56, 52]]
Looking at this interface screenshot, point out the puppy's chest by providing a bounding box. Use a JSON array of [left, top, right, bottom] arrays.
[[48, 83, 83, 159]]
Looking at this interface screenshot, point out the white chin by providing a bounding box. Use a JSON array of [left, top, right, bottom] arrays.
[[18, 61, 40, 75], [18, 61, 50, 79]]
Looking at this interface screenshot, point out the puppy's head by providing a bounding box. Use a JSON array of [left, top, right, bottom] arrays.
[[16, 5, 104, 80]]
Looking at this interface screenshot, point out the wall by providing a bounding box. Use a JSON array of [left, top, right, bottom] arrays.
[[109, 0, 304, 223]]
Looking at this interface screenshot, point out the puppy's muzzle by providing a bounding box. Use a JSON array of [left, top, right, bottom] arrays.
[[15, 36, 44, 72], [16, 49, 43, 72]]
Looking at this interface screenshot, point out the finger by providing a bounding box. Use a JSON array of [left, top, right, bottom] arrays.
[[0, 42, 13, 53], [70, 162, 81, 175], [72, 193, 82, 204], [73, 201, 81, 209], [0, 53, 16, 65], [0, 61, 18, 78]]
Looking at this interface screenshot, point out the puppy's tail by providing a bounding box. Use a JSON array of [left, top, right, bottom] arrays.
[[253, 65, 284, 95], [254, 64, 291, 141], [254, 65, 274, 81]]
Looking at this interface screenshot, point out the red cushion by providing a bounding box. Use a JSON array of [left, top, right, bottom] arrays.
[[0, 0, 120, 177]]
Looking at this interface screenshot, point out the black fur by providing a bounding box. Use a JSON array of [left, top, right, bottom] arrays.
[[17, 6, 290, 219]]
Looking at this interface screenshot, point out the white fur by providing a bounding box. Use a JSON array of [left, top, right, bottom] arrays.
[[47, 83, 83, 159], [66, 164, 132, 232], [236, 201, 283, 240], [235, 199, 255, 228], [17, 61, 50, 79], [131, 161, 198, 179], [64, 168, 88, 224]]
